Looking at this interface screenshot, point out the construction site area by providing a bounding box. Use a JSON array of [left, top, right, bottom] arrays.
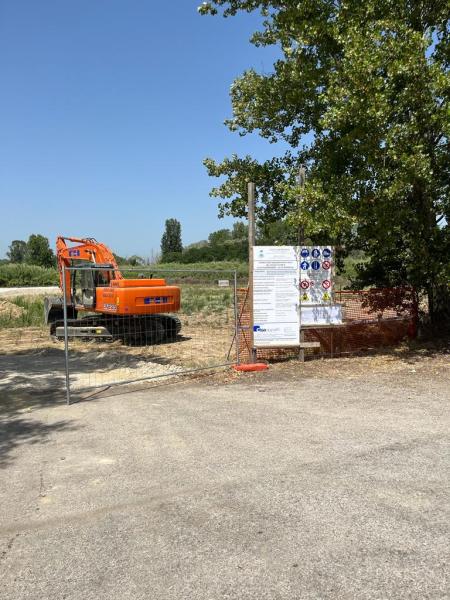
[[1, 2, 449, 598], [1, 249, 448, 600], [0, 279, 236, 393]]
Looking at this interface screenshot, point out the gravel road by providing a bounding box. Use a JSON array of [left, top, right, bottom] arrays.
[[0, 353, 448, 600], [0, 286, 59, 297]]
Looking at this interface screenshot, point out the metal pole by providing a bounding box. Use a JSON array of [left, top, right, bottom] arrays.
[[233, 269, 240, 365], [248, 182, 257, 363], [62, 266, 71, 405]]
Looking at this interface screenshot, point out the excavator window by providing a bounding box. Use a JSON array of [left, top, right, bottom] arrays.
[[72, 267, 95, 308], [95, 269, 113, 286]]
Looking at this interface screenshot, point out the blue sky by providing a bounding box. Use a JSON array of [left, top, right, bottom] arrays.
[[0, 0, 283, 259]]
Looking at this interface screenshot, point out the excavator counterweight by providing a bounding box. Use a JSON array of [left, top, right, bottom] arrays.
[[44, 236, 181, 344]]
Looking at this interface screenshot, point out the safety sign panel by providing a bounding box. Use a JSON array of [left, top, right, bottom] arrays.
[[253, 246, 300, 347], [301, 304, 343, 325], [299, 246, 334, 305], [252, 246, 336, 346]]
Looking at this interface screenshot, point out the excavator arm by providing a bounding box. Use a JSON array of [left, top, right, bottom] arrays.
[[56, 236, 123, 289], [44, 236, 124, 324]]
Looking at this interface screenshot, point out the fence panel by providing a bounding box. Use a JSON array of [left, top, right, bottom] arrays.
[[62, 268, 239, 401], [0, 293, 66, 395]]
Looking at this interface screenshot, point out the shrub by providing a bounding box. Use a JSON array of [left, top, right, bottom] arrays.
[[0, 264, 59, 287]]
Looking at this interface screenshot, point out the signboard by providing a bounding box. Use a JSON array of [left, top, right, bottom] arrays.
[[300, 304, 343, 326], [253, 246, 300, 347], [217, 280, 230, 287], [252, 245, 341, 347], [299, 246, 334, 305]]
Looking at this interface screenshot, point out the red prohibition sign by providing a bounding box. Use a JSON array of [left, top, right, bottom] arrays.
[[322, 260, 331, 270], [300, 280, 310, 289], [322, 279, 331, 289]]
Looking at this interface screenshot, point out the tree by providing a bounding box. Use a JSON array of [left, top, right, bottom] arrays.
[[208, 228, 232, 246], [231, 221, 248, 240], [200, 1, 450, 323], [25, 234, 55, 267], [256, 221, 298, 246], [128, 255, 144, 266], [7, 240, 27, 263], [160, 219, 183, 260]]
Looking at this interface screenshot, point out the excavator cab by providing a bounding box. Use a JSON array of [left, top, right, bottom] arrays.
[[71, 262, 115, 309]]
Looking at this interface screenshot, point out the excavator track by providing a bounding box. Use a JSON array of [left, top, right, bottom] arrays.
[[51, 314, 181, 346]]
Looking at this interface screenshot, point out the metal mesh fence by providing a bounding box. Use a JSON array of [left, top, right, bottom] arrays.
[[0, 292, 65, 394], [0, 278, 425, 401], [60, 267, 239, 400], [0, 295, 51, 349]]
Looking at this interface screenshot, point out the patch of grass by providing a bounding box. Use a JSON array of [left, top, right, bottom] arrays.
[[0, 296, 45, 329], [121, 262, 248, 285], [180, 285, 233, 316]]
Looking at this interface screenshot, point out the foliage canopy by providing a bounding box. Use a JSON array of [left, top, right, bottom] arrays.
[[200, 0, 450, 318], [7, 240, 27, 264], [161, 218, 183, 260]]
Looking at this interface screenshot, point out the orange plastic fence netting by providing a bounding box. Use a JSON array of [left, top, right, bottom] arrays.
[[237, 287, 418, 362]]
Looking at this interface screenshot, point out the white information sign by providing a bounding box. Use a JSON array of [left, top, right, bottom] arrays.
[[253, 246, 300, 347], [252, 245, 341, 347], [300, 304, 343, 326], [299, 246, 334, 305]]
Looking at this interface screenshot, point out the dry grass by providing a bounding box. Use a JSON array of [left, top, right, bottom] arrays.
[[0, 310, 236, 369]]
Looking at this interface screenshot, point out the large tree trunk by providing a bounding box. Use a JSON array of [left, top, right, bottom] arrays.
[[428, 283, 450, 332]]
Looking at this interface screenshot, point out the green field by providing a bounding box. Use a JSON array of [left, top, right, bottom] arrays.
[[0, 256, 364, 290]]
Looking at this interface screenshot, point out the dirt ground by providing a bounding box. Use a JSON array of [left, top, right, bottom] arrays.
[[0, 299, 25, 318], [0, 312, 236, 392], [0, 301, 447, 394]]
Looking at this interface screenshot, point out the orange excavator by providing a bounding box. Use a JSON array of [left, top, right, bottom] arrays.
[[44, 236, 181, 344]]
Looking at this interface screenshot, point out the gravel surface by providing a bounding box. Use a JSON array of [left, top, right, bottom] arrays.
[[0, 348, 184, 391], [0, 353, 448, 599]]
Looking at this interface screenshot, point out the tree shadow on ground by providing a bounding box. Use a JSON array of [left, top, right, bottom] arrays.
[[303, 337, 450, 367], [0, 343, 187, 400], [0, 414, 79, 469], [0, 387, 66, 417], [377, 338, 449, 363]]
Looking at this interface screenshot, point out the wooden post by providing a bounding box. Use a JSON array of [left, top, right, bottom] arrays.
[[299, 329, 305, 362], [297, 165, 306, 363], [248, 182, 257, 363]]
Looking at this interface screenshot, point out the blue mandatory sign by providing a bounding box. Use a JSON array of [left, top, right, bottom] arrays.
[[300, 248, 309, 258], [300, 261, 310, 270], [311, 260, 321, 270], [312, 248, 321, 258], [322, 247, 331, 258]]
